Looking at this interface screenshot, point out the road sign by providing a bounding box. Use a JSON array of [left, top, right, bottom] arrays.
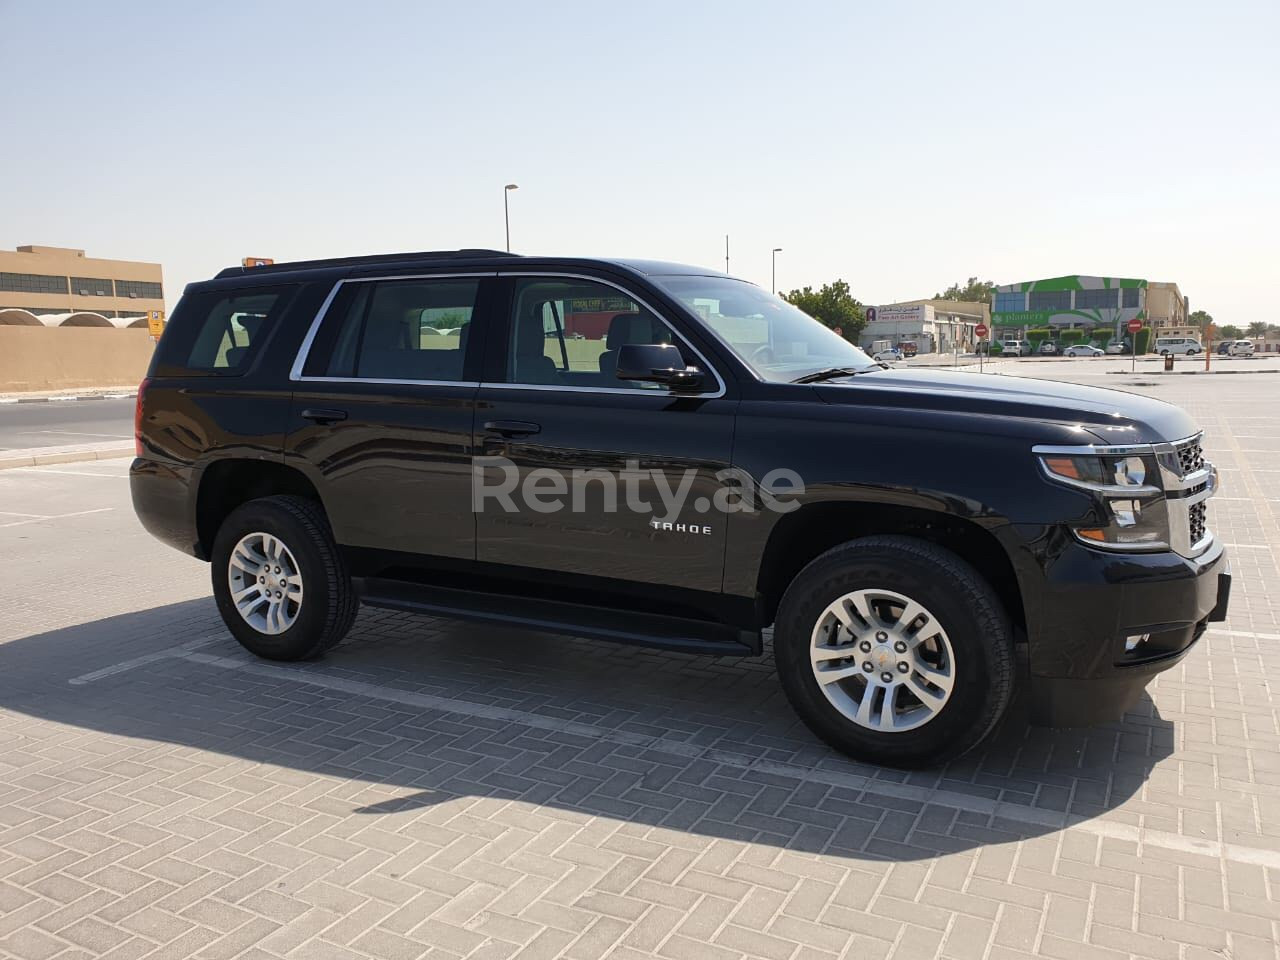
[[1127, 317, 1142, 334], [975, 323, 988, 338], [242, 257, 274, 268], [146, 310, 166, 340]]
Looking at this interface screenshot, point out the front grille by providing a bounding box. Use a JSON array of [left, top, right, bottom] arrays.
[[1189, 501, 1207, 546], [1177, 439, 1204, 474]]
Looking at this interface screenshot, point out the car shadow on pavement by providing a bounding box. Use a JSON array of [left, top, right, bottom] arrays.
[[0, 599, 1174, 862]]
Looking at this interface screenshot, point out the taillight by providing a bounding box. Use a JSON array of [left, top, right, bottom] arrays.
[[135, 377, 151, 456]]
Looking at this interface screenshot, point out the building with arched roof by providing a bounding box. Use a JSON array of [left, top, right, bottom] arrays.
[[0, 244, 164, 322]]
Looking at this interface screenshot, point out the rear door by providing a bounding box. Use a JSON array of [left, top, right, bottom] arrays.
[[284, 272, 496, 560], [473, 273, 737, 592]]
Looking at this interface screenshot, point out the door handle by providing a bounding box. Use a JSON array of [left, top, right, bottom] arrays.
[[300, 408, 348, 425], [483, 419, 540, 438]]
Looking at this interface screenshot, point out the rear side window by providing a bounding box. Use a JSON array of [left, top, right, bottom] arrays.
[[156, 285, 297, 376], [302, 278, 479, 382]]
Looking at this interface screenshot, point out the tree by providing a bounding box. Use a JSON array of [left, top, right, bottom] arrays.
[[1188, 309, 1213, 329], [934, 277, 996, 306], [1217, 324, 1243, 340], [781, 280, 865, 339], [1247, 321, 1268, 337]]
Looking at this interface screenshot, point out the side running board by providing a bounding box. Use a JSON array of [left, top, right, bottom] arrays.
[[354, 577, 759, 656]]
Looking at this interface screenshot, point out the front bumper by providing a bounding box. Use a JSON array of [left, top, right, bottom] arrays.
[[1026, 535, 1230, 726]]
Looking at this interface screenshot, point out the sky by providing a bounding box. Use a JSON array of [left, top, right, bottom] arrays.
[[2, 1, 1277, 326]]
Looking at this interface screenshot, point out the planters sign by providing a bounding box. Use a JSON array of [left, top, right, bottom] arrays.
[[992, 275, 1146, 333]]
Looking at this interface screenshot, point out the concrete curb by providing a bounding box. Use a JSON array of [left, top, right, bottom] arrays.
[[1105, 368, 1280, 376], [0, 391, 136, 404], [0, 441, 134, 471]]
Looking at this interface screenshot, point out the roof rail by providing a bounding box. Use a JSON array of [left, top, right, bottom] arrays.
[[213, 248, 520, 279]]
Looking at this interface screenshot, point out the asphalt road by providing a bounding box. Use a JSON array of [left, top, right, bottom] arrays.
[[0, 396, 135, 450]]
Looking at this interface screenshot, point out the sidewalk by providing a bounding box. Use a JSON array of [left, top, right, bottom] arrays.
[[0, 439, 134, 470], [0, 386, 138, 404]]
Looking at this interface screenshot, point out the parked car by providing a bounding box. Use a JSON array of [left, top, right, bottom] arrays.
[[899, 341, 919, 358], [1156, 337, 1202, 356], [131, 248, 1230, 768], [873, 347, 903, 362], [1226, 340, 1255, 357], [1038, 341, 1058, 355], [1002, 339, 1031, 356], [1104, 341, 1130, 355], [1064, 344, 1105, 357], [1217, 341, 1232, 355]]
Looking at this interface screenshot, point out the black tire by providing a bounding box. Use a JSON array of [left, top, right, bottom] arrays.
[[210, 495, 358, 661], [773, 536, 1015, 768]]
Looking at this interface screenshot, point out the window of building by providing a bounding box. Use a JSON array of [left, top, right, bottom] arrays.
[[993, 291, 1025, 313], [115, 279, 164, 300], [1075, 288, 1118, 310], [1121, 287, 1141, 308], [1028, 290, 1071, 311], [304, 278, 478, 382], [71, 276, 113, 297], [0, 272, 69, 295]]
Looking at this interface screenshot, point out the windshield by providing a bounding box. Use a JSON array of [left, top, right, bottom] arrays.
[[652, 275, 876, 382]]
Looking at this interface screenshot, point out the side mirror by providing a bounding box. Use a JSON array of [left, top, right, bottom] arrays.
[[615, 343, 705, 390]]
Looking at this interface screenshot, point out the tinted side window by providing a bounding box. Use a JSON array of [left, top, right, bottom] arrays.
[[156, 285, 297, 376], [506, 277, 683, 389], [304, 278, 479, 382]]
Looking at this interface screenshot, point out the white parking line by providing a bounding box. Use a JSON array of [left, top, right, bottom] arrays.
[[68, 636, 222, 685], [66, 637, 1280, 869], [19, 429, 132, 440], [0, 507, 114, 529], [1220, 543, 1274, 551], [0, 467, 128, 478], [1208, 628, 1280, 641]]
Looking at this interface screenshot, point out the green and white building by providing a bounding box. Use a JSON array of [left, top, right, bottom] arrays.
[[992, 275, 1146, 343]]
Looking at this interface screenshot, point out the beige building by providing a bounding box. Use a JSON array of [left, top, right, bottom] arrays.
[[0, 245, 164, 326], [1146, 281, 1196, 339], [862, 300, 988, 354]]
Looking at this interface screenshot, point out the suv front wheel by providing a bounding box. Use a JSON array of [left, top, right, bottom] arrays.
[[211, 495, 358, 661], [774, 536, 1015, 767]]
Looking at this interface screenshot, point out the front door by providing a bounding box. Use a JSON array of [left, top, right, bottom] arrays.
[[474, 274, 736, 592], [285, 273, 494, 560]]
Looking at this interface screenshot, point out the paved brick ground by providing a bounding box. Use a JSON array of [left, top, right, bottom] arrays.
[[0, 371, 1278, 960]]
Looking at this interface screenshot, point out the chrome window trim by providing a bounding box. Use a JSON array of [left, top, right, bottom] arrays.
[[289, 272, 496, 384], [493, 271, 727, 399]]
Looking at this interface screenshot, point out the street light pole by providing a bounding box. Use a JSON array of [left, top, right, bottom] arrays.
[[503, 184, 518, 252], [771, 248, 782, 294]]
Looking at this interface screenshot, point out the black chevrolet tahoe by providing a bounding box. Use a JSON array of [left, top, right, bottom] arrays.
[[131, 250, 1230, 767]]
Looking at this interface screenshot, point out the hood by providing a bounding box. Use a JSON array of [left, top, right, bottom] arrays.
[[813, 368, 1197, 445]]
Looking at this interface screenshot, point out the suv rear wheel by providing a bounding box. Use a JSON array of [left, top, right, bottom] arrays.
[[774, 536, 1014, 767], [211, 495, 357, 661]]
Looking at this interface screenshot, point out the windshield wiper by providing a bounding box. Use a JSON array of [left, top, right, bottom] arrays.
[[791, 366, 877, 384]]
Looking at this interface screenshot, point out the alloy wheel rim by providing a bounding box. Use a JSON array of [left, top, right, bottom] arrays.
[[809, 588, 955, 733], [228, 532, 303, 635]]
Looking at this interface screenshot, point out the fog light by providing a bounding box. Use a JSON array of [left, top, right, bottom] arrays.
[[1125, 633, 1150, 653]]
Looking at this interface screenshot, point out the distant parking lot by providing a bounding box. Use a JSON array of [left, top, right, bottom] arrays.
[[1, 369, 1278, 960]]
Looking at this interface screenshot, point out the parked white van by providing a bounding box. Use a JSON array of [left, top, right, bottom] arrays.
[[1155, 337, 1202, 356]]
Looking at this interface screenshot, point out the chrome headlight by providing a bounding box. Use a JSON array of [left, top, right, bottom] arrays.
[[1037, 450, 1170, 551]]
